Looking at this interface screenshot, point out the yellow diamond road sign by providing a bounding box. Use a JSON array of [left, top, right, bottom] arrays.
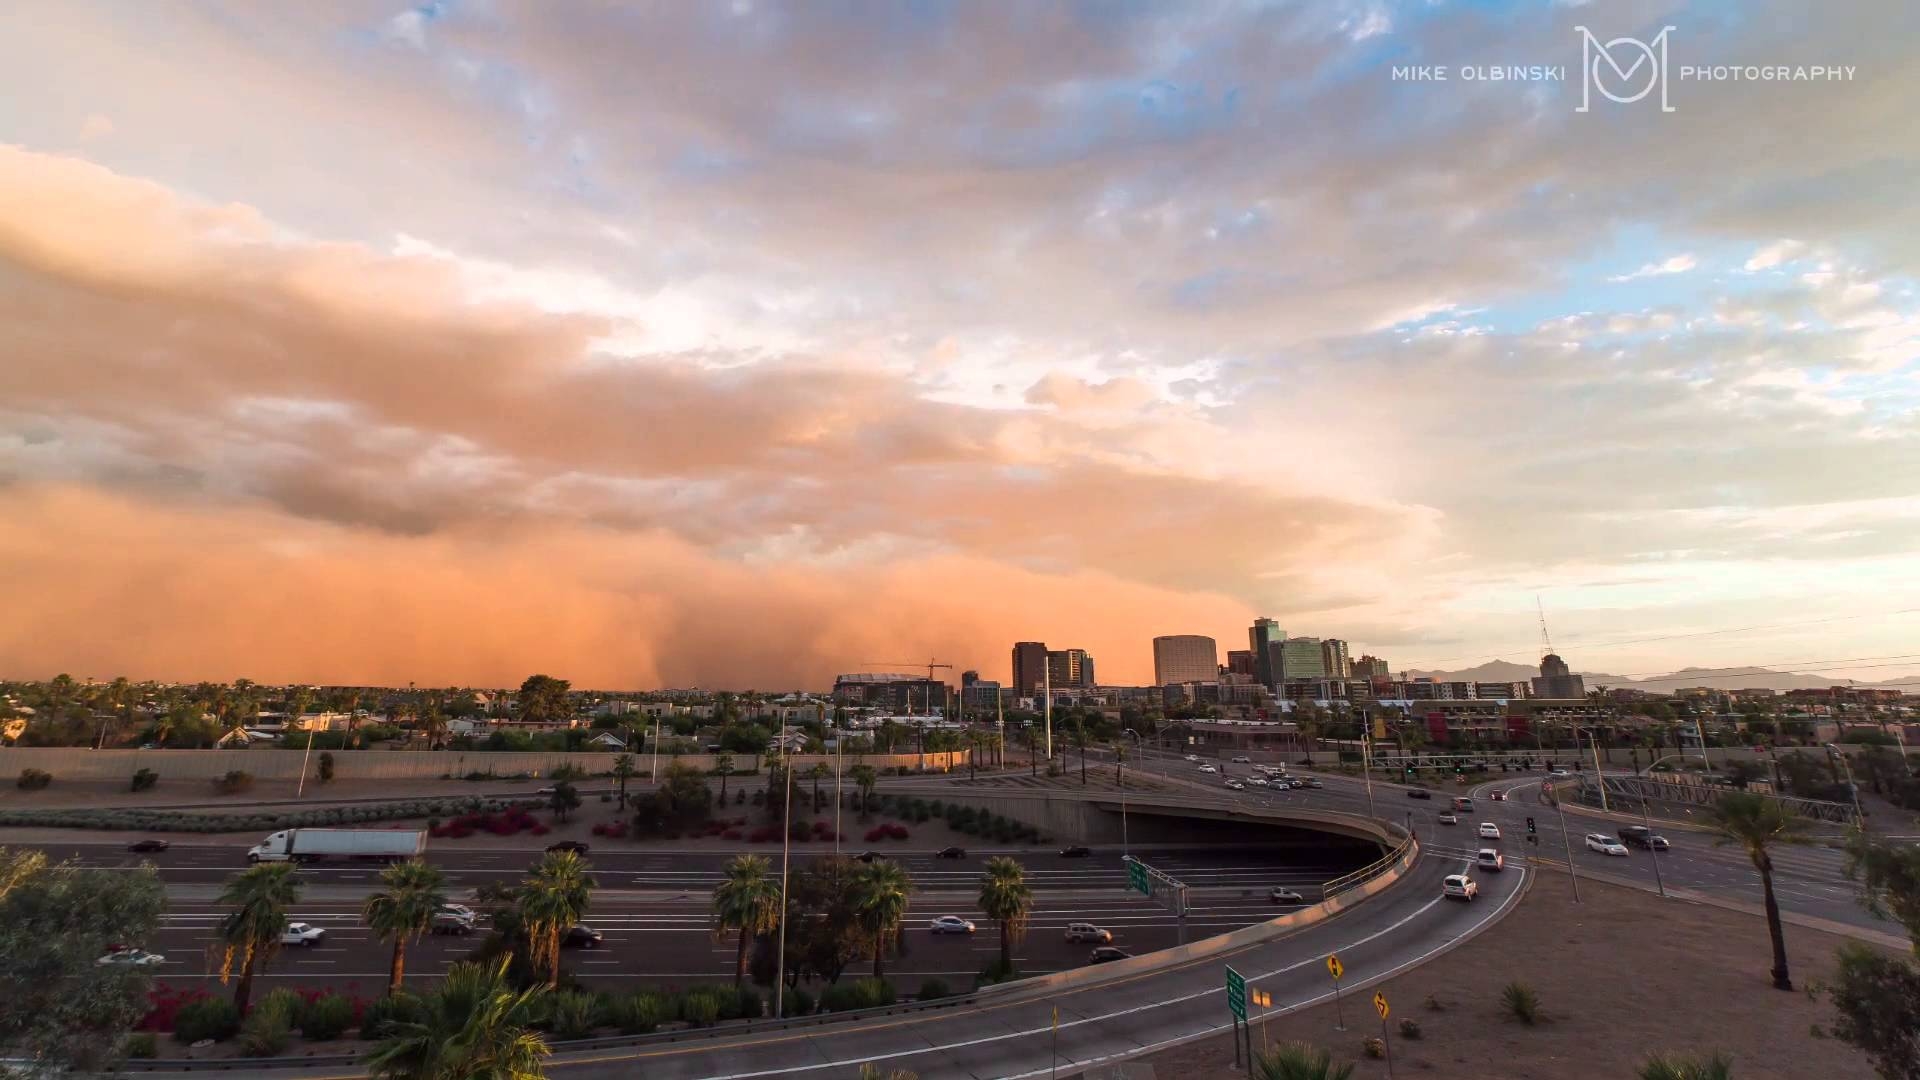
[[1326, 954, 1344, 981], [1373, 991, 1390, 1020]]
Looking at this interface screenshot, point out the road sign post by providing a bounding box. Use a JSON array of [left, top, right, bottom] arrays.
[[1127, 859, 1150, 896], [1374, 992, 1395, 1079], [1326, 953, 1346, 1031], [1225, 965, 1248, 1069]]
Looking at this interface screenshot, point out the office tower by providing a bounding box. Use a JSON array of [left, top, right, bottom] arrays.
[[1226, 650, 1255, 677], [1047, 648, 1094, 689], [1248, 618, 1286, 689], [1277, 637, 1328, 681], [1011, 642, 1049, 695], [1531, 653, 1586, 699], [1153, 635, 1219, 685], [1320, 638, 1352, 678], [1352, 655, 1390, 679]]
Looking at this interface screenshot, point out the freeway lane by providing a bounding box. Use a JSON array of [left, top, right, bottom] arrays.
[[1107, 745, 1892, 935]]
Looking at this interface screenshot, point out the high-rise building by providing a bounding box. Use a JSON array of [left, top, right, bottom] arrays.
[[1531, 654, 1586, 699], [1248, 618, 1286, 689], [1321, 638, 1352, 678], [1226, 650, 1255, 678], [1352, 655, 1391, 679], [1277, 637, 1328, 681], [1152, 635, 1219, 686], [1047, 648, 1095, 689], [1011, 642, 1049, 695]]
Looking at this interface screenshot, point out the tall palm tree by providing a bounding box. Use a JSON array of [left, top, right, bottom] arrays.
[[517, 850, 593, 989], [710, 854, 782, 985], [364, 956, 549, 1080], [851, 764, 878, 819], [216, 862, 301, 1013], [808, 763, 831, 811], [855, 860, 913, 977], [610, 753, 637, 809], [1707, 792, 1810, 990], [978, 857, 1033, 973], [1254, 1041, 1356, 1080], [363, 860, 449, 994], [1638, 1052, 1734, 1080], [715, 752, 735, 802]]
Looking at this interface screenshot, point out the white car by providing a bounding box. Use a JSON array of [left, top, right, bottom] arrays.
[[1476, 848, 1505, 872], [1585, 833, 1629, 856], [1477, 822, 1501, 840], [1248, 776, 1270, 787], [1225, 780, 1246, 791], [1443, 874, 1479, 901], [1183, 754, 1199, 762], [1548, 769, 1571, 778], [1198, 764, 1218, 774], [282, 922, 326, 947], [929, 915, 976, 934], [1231, 756, 1252, 764], [1437, 811, 1459, 825], [96, 948, 166, 967]]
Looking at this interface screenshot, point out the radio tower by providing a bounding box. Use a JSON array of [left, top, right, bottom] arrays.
[[1536, 595, 1555, 655]]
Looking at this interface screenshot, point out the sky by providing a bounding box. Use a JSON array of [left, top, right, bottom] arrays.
[[1, 1, 1918, 690]]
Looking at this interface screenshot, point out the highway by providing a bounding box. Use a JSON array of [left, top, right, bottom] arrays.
[[1108, 745, 1887, 935]]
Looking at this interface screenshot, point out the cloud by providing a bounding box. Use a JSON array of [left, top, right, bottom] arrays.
[[1608, 254, 1697, 283], [1743, 239, 1806, 272], [77, 113, 114, 141]]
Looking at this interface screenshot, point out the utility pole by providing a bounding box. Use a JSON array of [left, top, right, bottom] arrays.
[[1044, 666, 1053, 762], [773, 717, 794, 1019]]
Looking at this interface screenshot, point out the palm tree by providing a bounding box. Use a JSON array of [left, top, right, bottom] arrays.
[[711, 854, 783, 986], [517, 850, 593, 989], [856, 860, 913, 977], [364, 956, 550, 1080], [851, 764, 878, 819], [808, 762, 831, 812], [1254, 1041, 1356, 1080], [715, 752, 735, 802], [978, 856, 1033, 973], [1639, 1052, 1734, 1080], [216, 862, 301, 1013], [1707, 792, 1810, 990], [362, 860, 449, 994], [610, 753, 637, 809]]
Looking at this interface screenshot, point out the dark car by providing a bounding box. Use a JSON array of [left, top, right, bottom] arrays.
[[561, 925, 603, 948], [546, 841, 590, 855], [1489, 790, 1508, 802], [1088, 946, 1133, 964], [934, 847, 967, 859], [1618, 825, 1671, 851], [127, 839, 170, 853], [1059, 845, 1092, 858], [1407, 789, 1432, 800], [855, 850, 889, 863]]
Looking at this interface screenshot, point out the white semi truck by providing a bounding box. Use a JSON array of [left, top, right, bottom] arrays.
[[246, 828, 427, 864]]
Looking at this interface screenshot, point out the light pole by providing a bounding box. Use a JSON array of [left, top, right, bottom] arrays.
[[1638, 795, 1667, 897], [1043, 668, 1053, 762], [1825, 743, 1865, 825], [1579, 726, 1609, 813], [1359, 725, 1378, 821], [773, 725, 794, 1018], [829, 703, 842, 856]]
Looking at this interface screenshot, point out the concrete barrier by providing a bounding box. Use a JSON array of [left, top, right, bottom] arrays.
[[0, 746, 967, 783]]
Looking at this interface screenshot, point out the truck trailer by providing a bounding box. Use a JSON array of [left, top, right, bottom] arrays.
[[247, 828, 427, 864]]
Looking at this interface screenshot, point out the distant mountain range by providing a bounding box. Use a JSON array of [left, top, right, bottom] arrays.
[[1401, 660, 1920, 693]]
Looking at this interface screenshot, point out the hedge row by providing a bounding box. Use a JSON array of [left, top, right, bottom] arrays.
[[0, 796, 546, 834]]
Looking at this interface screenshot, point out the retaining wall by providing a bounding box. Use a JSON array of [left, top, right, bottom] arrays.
[[0, 746, 966, 783]]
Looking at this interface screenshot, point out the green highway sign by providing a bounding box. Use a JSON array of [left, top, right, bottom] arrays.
[[1127, 859, 1150, 896], [1225, 965, 1247, 1021]]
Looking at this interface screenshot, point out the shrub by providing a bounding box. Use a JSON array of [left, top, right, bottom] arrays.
[[317, 752, 335, 783], [781, 987, 815, 1017], [1501, 981, 1540, 1026], [855, 978, 897, 1009], [1423, 993, 1445, 1012], [1638, 1052, 1735, 1080], [917, 978, 951, 1001], [1398, 1018, 1422, 1039], [172, 997, 241, 1043], [359, 991, 427, 1040], [130, 768, 159, 792], [16, 768, 51, 791], [613, 992, 668, 1035], [213, 770, 254, 795], [238, 994, 296, 1056], [300, 993, 356, 1041], [124, 1032, 158, 1059], [819, 983, 866, 1013], [1362, 1036, 1386, 1059], [548, 991, 598, 1039], [679, 988, 722, 1028], [730, 984, 765, 1021]]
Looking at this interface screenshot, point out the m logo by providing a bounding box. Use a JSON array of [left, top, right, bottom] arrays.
[[1576, 26, 1675, 112]]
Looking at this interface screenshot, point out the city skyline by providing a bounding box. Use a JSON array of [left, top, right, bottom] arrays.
[[1, 4, 1917, 689]]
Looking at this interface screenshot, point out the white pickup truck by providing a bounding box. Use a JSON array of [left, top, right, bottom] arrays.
[[247, 828, 427, 864]]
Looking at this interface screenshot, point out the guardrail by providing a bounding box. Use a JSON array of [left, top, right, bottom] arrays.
[[1577, 773, 1858, 826], [1324, 831, 1415, 898]]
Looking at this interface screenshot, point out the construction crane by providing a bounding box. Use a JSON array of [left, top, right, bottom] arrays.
[[862, 658, 954, 683]]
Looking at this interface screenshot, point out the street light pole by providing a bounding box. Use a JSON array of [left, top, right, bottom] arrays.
[[1638, 795, 1667, 897], [1581, 727, 1609, 813], [1360, 727, 1377, 820], [774, 716, 794, 1019]]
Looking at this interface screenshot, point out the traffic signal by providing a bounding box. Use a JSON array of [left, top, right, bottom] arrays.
[[1526, 817, 1537, 835]]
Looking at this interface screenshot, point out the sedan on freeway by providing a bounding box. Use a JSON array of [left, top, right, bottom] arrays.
[[282, 923, 326, 947], [1437, 811, 1459, 825], [1198, 764, 1219, 774], [1224, 780, 1246, 791], [1489, 790, 1508, 802], [1059, 845, 1092, 858], [934, 846, 967, 859], [562, 925, 604, 948], [1585, 833, 1629, 857], [1065, 922, 1112, 943], [1443, 874, 1479, 901], [1269, 887, 1306, 905], [1305, 779, 1323, 789], [929, 915, 977, 934], [1478, 822, 1502, 840], [127, 839, 170, 853], [546, 841, 590, 855], [1407, 789, 1432, 800], [1088, 946, 1133, 964], [96, 947, 166, 967]]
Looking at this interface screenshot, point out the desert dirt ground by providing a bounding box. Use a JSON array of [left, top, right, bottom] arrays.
[[1135, 872, 1893, 1080]]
